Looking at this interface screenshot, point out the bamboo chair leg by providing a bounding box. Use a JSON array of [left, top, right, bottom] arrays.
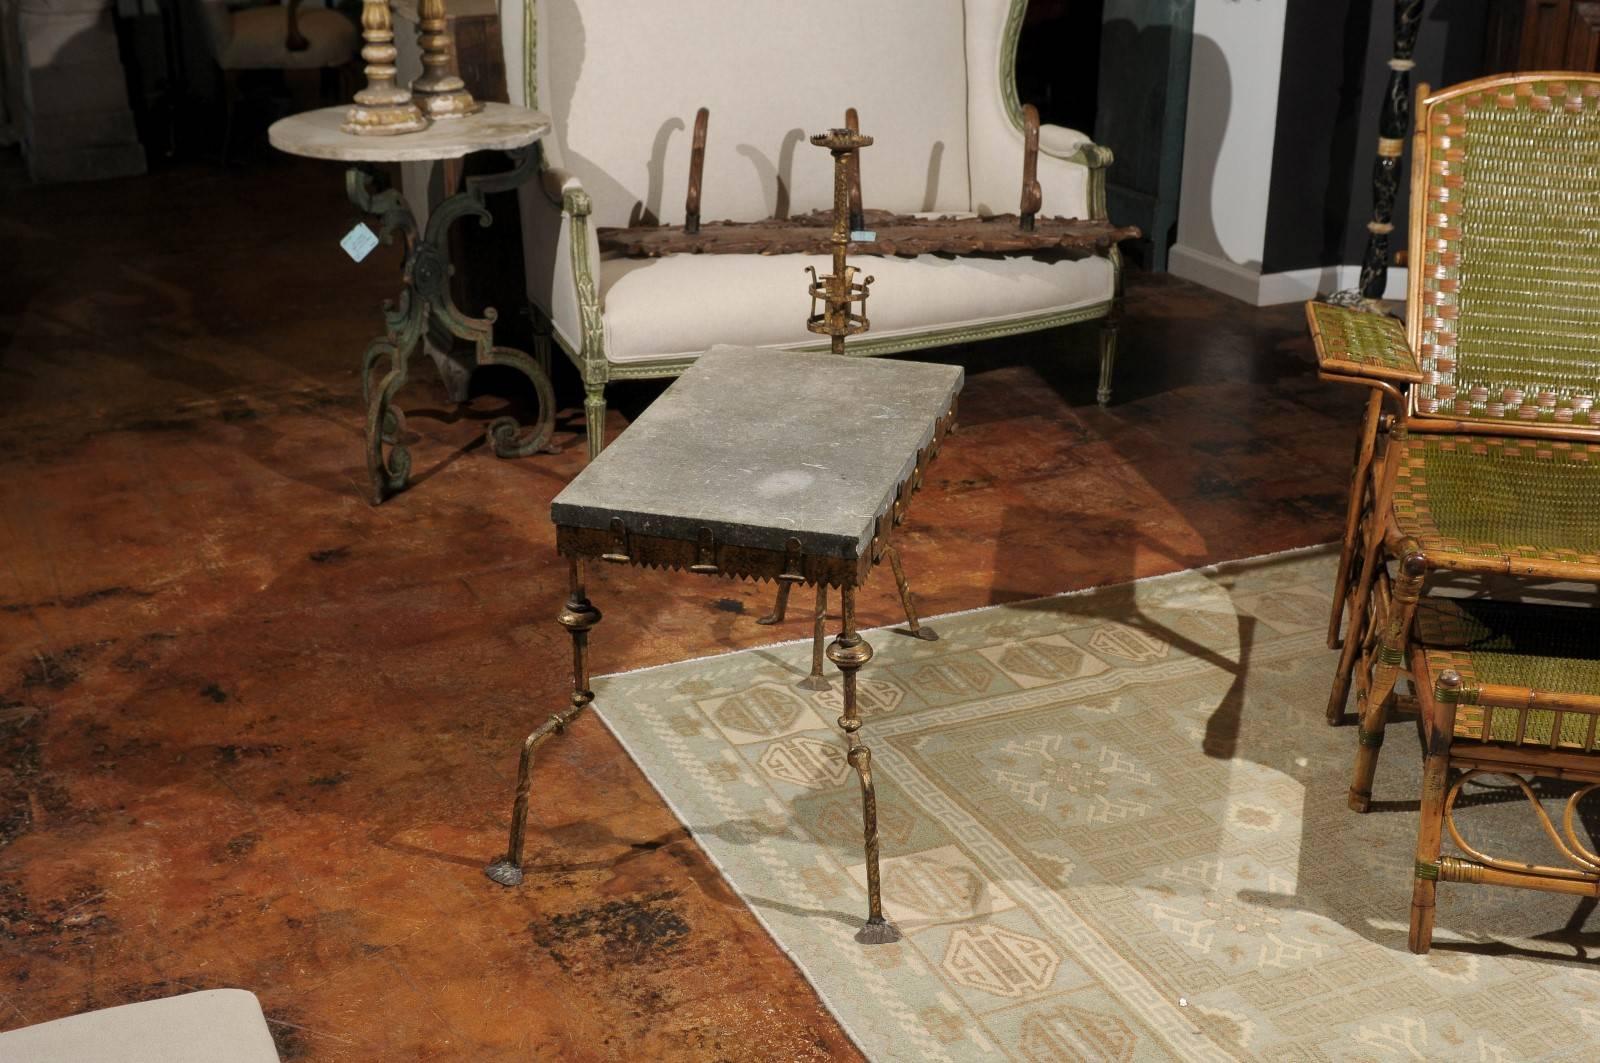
[[1409, 749, 1450, 954], [1327, 532, 1382, 724], [1328, 391, 1383, 649], [1367, 545, 1425, 718], [1348, 685, 1393, 812], [1349, 547, 1424, 807]]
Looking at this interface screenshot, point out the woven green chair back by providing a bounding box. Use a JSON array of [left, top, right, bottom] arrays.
[[1410, 74, 1600, 429]]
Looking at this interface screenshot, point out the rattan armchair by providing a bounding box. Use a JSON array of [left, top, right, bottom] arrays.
[[1307, 73, 1600, 952]]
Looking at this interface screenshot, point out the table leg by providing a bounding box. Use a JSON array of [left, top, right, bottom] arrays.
[[755, 581, 792, 626], [885, 544, 938, 642], [827, 585, 901, 944], [798, 584, 830, 691], [485, 557, 602, 886], [348, 158, 557, 504]]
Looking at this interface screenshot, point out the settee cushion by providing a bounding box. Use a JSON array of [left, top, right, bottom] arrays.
[[598, 251, 1115, 365], [0, 989, 280, 1062]]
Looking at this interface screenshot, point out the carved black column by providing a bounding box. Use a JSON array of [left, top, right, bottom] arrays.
[[1357, 0, 1425, 300]]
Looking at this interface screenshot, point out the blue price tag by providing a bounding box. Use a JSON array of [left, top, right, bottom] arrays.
[[341, 222, 380, 263]]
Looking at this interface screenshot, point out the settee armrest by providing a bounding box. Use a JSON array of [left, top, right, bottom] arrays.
[[1305, 301, 1423, 385], [1039, 123, 1093, 162], [519, 162, 606, 376], [538, 164, 588, 210]]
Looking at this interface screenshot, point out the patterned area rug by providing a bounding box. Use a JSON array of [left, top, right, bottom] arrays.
[[590, 548, 1600, 1061]]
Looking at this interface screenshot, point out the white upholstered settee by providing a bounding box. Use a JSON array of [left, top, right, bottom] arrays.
[[499, 0, 1124, 458]]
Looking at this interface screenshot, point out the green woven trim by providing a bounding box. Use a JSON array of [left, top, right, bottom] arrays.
[[1415, 79, 1600, 426], [1415, 860, 1441, 881], [1306, 301, 1420, 381], [1356, 727, 1386, 749]]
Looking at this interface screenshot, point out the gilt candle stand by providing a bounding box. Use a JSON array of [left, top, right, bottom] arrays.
[[805, 127, 875, 353], [762, 124, 938, 676], [268, 104, 556, 504]]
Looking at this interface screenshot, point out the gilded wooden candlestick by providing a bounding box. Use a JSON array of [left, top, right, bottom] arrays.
[[411, 0, 481, 119], [343, 0, 428, 135]]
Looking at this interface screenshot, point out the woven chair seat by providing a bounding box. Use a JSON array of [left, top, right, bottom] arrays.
[[1391, 434, 1600, 570], [1416, 596, 1600, 751]]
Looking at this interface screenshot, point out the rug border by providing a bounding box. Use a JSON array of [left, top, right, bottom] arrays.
[[586, 542, 1338, 1060]]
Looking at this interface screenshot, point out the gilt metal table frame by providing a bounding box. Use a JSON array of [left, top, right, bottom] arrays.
[[485, 394, 958, 945], [268, 104, 557, 504]]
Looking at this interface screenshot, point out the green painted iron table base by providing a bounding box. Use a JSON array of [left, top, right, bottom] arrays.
[[350, 148, 555, 505]]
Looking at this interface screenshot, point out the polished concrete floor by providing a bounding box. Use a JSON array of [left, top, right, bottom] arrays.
[[0, 150, 1365, 1059]]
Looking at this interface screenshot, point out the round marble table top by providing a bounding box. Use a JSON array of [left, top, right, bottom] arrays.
[[269, 102, 552, 163]]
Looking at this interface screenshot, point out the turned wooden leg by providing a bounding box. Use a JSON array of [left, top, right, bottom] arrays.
[[584, 382, 608, 460], [1349, 545, 1424, 811], [486, 557, 601, 886], [828, 585, 899, 944], [1095, 314, 1120, 407]]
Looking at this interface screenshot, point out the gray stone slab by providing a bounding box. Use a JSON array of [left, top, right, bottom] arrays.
[[551, 346, 963, 560]]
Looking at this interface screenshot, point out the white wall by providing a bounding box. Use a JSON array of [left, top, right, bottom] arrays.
[[1169, 0, 1288, 303]]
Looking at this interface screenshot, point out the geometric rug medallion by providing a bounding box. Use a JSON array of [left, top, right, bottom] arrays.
[[591, 549, 1600, 1061]]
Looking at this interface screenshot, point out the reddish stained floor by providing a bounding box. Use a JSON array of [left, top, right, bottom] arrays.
[[0, 150, 1365, 1059]]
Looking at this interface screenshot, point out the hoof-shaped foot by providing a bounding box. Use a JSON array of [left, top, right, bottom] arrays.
[[798, 674, 831, 692], [854, 916, 902, 945], [905, 626, 939, 642], [755, 614, 784, 627], [483, 859, 525, 887]]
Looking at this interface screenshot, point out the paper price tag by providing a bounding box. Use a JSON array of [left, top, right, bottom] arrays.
[[850, 229, 877, 242], [341, 222, 380, 263]]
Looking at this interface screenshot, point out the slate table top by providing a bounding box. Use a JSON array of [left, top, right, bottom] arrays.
[[550, 346, 963, 560]]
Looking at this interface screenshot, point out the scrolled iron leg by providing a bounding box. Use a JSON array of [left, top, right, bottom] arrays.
[[365, 364, 412, 506], [481, 344, 558, 457], [486, 558, 602, 886], [756, 581, 792, 626], [885, 544, 937, 642], [798, 583, 830, 692], [828, 585, 900, 944]]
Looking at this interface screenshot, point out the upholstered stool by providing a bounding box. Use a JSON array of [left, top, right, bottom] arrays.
[[0, 989, 280, 1062]]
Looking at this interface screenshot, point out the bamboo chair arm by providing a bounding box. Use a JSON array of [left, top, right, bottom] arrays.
[[1306, 301, 1423, 387]]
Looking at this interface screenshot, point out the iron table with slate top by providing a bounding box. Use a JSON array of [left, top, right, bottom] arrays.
[[485, 344, 963, 944]]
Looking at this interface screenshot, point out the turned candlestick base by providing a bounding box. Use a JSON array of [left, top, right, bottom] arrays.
[[344, 0, 428, 135], [413, 84, 483, 120], [411, 0, 481, 120]]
